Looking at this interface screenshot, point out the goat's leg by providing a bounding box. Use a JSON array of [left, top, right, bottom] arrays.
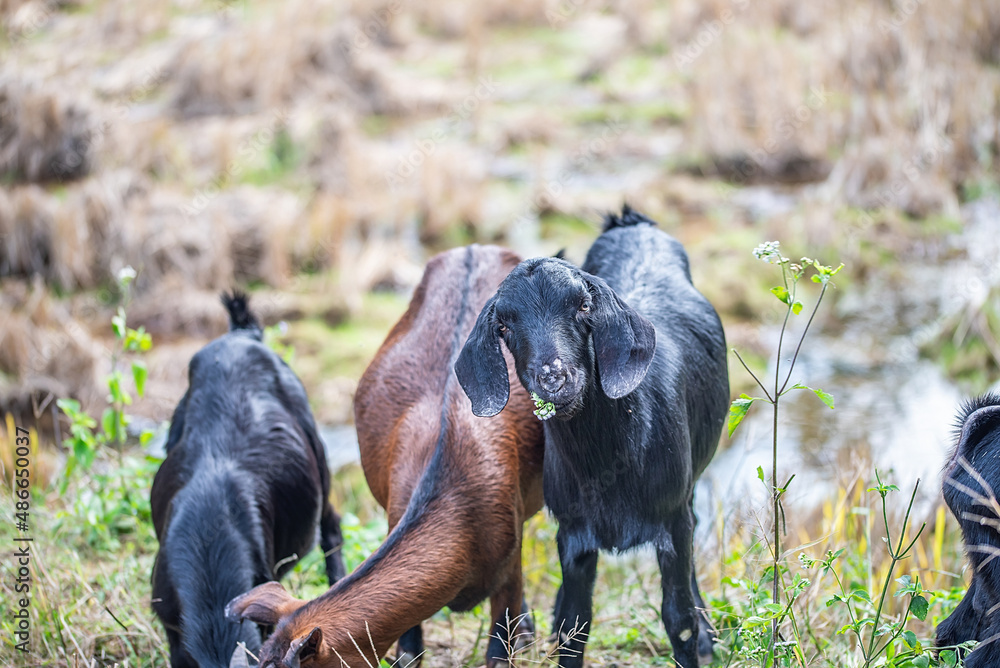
[[966, 612, 1000, 668], [657, 510, 705, 668], [936, 577, 979, 657], [967, 555, 1000, 668], [485, 566, 532, 667], [689, 570, 716, 661], [553, 529, 598, 668], [688, 500, 716, 660], [319, 500, 346, 584], [396, 625, 423, 667]]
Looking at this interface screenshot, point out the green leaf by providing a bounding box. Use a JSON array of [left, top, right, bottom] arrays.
[[902, 630, 917, 649], [909, 594, 928, 621], [939, 649, 957, 667], [912, 655, 930, 668], [791, 383, 834, 409], [728, 394, 755, 437], [112, 307, 126, 339], [850, 589, 873, 604], [812, 387, 835, 409], [132, 360, 148, 397], [770, 286, 791, 304], [140, 429, 155, 446], [757, 465, 765, 483], [108, 372, 123, 404], [101, 408, 116, 440], [791, 300, 803, 315]]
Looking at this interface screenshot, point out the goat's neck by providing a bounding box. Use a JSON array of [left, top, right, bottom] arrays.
[[298, 494, 470, 664], [543, 378, 639, 459]]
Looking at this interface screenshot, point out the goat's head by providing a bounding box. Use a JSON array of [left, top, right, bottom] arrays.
[[456, 257, 655, 421], [226, 582, 332, 668]]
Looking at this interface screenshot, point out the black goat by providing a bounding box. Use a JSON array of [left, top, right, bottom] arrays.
[[456, 206, 729, 668], [938, 392, 1000, 666], [150, 292, 345, 668]]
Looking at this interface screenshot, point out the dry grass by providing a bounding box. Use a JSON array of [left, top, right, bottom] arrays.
[[3, 0, 992, 308], [0, 77, 95, 182], [1, 0, 998, 664], [0, 279, 106, 424]]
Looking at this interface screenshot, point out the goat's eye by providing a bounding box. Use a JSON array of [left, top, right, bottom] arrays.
[[579, 303, 590, 313], [498, 323, 507, 334]]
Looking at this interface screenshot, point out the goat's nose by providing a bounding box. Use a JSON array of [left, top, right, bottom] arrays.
[[537, 360, 567, 394]]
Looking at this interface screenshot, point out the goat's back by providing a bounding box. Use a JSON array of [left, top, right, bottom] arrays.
[[154, 335, 327, 505], [355, 244, 544, 527], [583, 220, 729, 477]]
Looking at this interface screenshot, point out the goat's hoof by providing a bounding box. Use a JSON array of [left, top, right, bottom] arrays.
[[396, 651, 420, 667], [696, 620, 716, 665]]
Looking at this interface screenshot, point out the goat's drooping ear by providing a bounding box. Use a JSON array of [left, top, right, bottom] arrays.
[[225, 581, 306, 626], [585, 273, 656, 399], [283, 627, 323, 668], [455, 294, 510, 417]]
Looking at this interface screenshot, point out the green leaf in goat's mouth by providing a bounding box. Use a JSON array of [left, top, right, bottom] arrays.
[[530, 391, 556, 421]]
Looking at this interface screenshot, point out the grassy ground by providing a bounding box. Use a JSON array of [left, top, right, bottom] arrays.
[[0, 209, 992, 666], [0, 406, 974, 668]]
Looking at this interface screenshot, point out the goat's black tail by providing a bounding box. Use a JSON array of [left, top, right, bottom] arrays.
[[602, 204, 658, 231], [221, 291, 262, 338]]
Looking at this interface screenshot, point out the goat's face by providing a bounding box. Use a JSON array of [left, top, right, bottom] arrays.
[[456, 258, 656, 421], [226, 583, 334, 668]]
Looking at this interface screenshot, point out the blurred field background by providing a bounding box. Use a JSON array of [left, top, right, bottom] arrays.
[[1, 0, 999, 666]]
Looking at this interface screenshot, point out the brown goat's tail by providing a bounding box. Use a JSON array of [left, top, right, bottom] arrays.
[[221, 291, 262, 337]]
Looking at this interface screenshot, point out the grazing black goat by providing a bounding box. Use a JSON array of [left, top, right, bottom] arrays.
[[150, 292, 345, 668], [456, 206, 729, 668], [938, 392, 1000, 667]]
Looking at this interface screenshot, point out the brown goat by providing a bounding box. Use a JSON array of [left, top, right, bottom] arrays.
[[226, 245, 544, 668]]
